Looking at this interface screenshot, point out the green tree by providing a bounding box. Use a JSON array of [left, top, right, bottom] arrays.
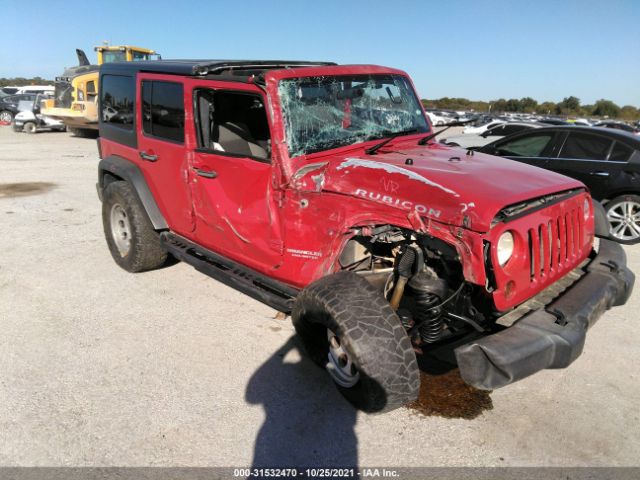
[[592, 99, 621, 118], [619, 105, 639, 121], [520, 97, 538, 113], [537, 101, 556, 115], [557, 96, 581, 115]]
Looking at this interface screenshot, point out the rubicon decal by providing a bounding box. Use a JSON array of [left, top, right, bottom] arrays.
[[354, 189, 441, 217]]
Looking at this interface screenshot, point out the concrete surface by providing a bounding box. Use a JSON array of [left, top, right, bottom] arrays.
[[0, 126, 639, 467]]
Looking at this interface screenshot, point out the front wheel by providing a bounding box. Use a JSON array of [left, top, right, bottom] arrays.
[[292, 271, 419, 413], [605, 195, 640, 245], [23, 122, 37, 134]]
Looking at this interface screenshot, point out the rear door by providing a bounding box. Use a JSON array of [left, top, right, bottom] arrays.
[[545, 131, 615, 199], [136, 73, 194, 236]]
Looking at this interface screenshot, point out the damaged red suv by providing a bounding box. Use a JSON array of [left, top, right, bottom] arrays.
[[96, 60, 634, 412]]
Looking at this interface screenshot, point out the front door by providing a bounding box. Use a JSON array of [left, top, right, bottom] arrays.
[[187, 82, 284, 272], [136, 73, 194, 236]]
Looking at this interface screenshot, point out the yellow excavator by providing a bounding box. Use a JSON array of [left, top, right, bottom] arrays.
[[42, 45, 159, 137]]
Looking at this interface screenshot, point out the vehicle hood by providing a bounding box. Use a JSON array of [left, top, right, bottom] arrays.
[[292, 143, 584, 232]]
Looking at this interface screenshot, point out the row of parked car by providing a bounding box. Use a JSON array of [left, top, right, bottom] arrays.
[[438, 118, 640, 244]]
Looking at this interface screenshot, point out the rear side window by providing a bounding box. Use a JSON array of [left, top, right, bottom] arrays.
[[101, 75, 135, 130], [487, 124, 529, 136], [502, 124, 531, 136], [609, 142, 634, 162], [559, 132, 612, 160], [141, 81, 184, 143], [495, 134, 553, 157]]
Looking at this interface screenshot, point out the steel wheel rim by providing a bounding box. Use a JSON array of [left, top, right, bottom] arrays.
[[110, 203, 132, 256], [0, 112, 12, 122], [607, 201, 640, 241], [326, 329, 359, 388], [24, 123, 35, 133]]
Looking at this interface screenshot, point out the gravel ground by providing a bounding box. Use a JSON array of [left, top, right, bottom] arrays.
[[0, 126, 639, 468]]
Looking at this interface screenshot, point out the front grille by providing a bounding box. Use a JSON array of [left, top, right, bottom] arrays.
[[527, 205, 584, 282]]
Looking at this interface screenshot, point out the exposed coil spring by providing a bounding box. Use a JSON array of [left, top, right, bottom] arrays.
[[414, 291, 444, 343]]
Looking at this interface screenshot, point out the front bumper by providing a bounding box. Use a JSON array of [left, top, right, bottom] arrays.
[[455, 239, 634, 390]]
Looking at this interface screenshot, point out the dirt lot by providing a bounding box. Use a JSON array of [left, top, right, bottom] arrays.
[[1, 125, 639, 467]]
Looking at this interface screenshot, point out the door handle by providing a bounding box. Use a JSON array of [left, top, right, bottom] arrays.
[[139, 151, 158, 162], [591, 171, 610, 177], [193, 168, 217, 179]]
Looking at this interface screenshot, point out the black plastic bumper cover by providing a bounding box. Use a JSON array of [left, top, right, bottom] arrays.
[[455, 239, 635, 390]]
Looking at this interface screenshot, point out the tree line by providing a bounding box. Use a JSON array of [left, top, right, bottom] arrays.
[[0, 77, 54, 88], [421, 96, 640, 121]]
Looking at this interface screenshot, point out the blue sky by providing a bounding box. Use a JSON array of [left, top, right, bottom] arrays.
[[1, 0, 638, 106]]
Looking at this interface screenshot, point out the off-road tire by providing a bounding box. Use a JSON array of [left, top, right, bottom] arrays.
[[102, 181, 167, 272], [23, 122, 37, 134], [292, 271, 419, 413], [605, 194, 640, 245]]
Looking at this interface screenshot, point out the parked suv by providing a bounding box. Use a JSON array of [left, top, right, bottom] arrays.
[[97, 60, 634, 413]]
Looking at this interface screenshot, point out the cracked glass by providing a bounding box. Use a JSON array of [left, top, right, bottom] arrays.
[[278, 74, 429, 157]]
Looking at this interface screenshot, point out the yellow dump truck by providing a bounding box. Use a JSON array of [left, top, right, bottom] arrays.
[[42, 46, 158, 137]]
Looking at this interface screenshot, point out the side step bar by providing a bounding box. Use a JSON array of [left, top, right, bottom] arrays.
[[160, 232, 299, 313]]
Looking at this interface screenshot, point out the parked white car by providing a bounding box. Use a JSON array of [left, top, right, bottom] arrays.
[[441, 122, 544, 149], [426, 111, 453, 126], [463, 120, 505, 135], [14, 85, 55, 95]]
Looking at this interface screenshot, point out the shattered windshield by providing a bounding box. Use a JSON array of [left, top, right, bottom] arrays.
[[278, 74, 429, 157]]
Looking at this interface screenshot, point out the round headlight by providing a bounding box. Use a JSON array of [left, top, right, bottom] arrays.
[[497, 231, 515, 266], [584, 198, 591, 220]]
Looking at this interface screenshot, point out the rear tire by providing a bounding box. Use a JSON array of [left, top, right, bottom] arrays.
[[102, 181, 167, 272], [605, 194, 640, 245], [292, 271, 419, 413], [23, 122, 37, 134]]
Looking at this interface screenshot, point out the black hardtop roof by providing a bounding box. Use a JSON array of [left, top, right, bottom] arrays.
[[100, 59, 337, 78]]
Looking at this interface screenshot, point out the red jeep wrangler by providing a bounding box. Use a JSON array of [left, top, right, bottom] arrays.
[[97, 60, 634, 412]]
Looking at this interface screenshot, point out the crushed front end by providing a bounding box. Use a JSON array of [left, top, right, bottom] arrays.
[[341, 189, 634, 390], [455, 189, 634, 389]]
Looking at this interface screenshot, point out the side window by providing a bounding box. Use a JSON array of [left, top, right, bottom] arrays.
[[495, 134, 553, 157], [86, 80, 96, 99], [501, 124, 530, 136], [101, 75, 135, 130], [609, 142, 633, 162], [141, 81, 184, 143], [194, 89, 270, 160], [486, 125, 506, 136], [559, 133, 613, 160]]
